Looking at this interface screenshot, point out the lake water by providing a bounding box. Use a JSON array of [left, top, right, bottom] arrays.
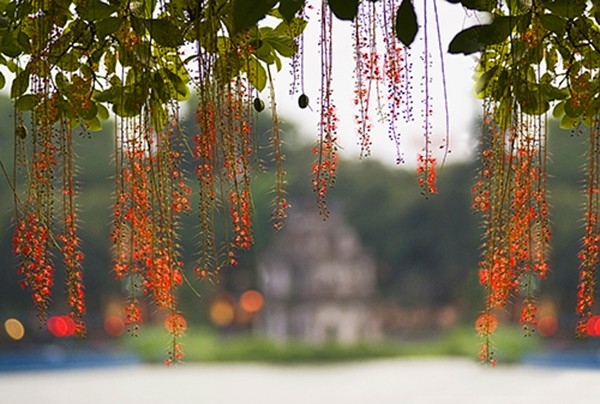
[[1, 358, 599, 403]]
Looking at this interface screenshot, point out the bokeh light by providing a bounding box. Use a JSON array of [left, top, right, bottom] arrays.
[[210, 298, 235, 327], [4, 318, 25, 341], [48, 315, 76, 337], [239, 290, 264, 313], [537, 315, 558, 337], [104, 315, 125, 337], [585, 315, 600, 336]]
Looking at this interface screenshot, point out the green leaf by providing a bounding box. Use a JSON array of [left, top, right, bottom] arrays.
[[94, 87, 119, 103], [564, 97, 584, 118], [474, 66, 498, 98], [328, 0, 359, 21], [77, 0, 117, 21], [256, 42, 277, 64], [395, 0, 418, 47], [149, 97, 168, 130], [83, 116, 103, 131], [448, 16, 514, 55], [11, 70, 29, 98], [279, 0, 305, 21], [131, 16, 145, 36], [0, 31, 20, 58], [545, 49, 558, 71], [80, 101, 98, 120], [164, 69, 190, 101], [496, 97, 513, 130], [560, 114, 579, 129], [445, 0, 495, 12], [507, 0, 531, 14], [145, 19, 184, 47], [96, 17, 124, 38], [97, 103, 110, 120], [232, 0, 277, 34], [273, 17, 308, 39], [542, 0, 587, 19], [0, 71, 6, 90], [552, 101, 565, 119], [245, 57, 267, 91], [273, 52, 282, 71], [539, 14, 566, 35], [263, 34, 296, 57], [15, 94, 37, 111]]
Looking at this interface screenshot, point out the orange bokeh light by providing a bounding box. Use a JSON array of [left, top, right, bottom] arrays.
[[210, 299, 235, 327], [537, 315, 558, 337], [4, 318, 25, 340], [239, 290, 264, 313], [104, 315, 125, 337]]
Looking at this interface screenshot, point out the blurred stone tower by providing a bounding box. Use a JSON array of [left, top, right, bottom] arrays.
[[256, 206, 381, 343]]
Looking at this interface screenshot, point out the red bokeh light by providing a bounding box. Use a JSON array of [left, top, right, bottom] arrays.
[[586, 315, 600, 336], [104, 316, 125, 337], [239, 290, 264, 313], [48, 315, 76, 337], [537, 315, 558, 337]]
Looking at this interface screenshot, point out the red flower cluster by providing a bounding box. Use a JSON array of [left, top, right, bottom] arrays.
[[13, 213, 54, 319], [416, 154, 437, 195], [312, 134, 339, 217], [474, 108, 551, 363]]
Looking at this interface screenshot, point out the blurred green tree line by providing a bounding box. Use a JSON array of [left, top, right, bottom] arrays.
[[0, 97, 588, 329]]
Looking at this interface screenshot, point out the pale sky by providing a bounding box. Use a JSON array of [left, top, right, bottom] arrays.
[[272, 0, 483, 167]]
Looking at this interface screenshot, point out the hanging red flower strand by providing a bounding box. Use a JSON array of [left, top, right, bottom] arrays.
[[577, 120, 600, 336]]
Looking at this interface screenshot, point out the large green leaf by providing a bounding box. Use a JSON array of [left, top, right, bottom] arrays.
[[1, 31, 21, 58], [164, 69, 190, 101], [273, 17, 308, 38], [145, 19, 184, 47], [539, 14, 566, 35], [395, 0, 418, 47], [15, 94, 37, 111], [96, 17, 125, 38], [244, 57, 267, 91], [232, 0, 277, 34], [448, 16, 514, 54], [262, 29, 296, 57], [327, 0, 359, 21], [542, 0, 587, 19], [279, 0, 305, 21]]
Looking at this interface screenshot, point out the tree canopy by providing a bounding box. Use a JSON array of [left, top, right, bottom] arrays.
[[2, 0, 600, 365]]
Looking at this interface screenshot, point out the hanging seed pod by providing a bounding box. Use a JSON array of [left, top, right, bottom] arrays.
[[253, 97, 265, 112], [298, 93, 309, 109]]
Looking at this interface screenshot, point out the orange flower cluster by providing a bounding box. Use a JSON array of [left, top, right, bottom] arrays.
[[111, 117, 187, 351], [13, 69, 90, 330], [576, 126, 600, 335], [13, 213, 54, 320], [416, 154, 437, 195], [312, 132, 339, 218], [193, 84, 258, 275], [474, 106, 550, 363]]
